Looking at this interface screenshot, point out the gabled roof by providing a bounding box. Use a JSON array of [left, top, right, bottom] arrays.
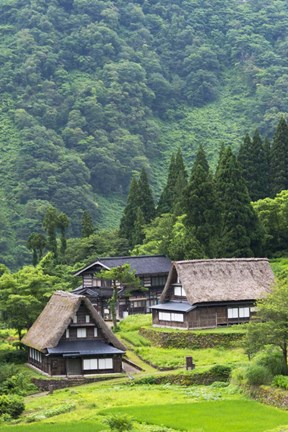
[[160, 258, 274, 305], [74, 255, 171, 277], [22, 291, 126, 353]]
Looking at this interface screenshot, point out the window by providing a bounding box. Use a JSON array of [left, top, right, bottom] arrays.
[[228, 308, 238, 319], [159, 312, 184, 322], [77, 328, 87, 338], [239, 307, 250, 318], [83, 359, 98, 370], [171, 313, 184, 322], [151, 276, 167, 287], [83, 358, 113, 370], [29, 348, 42, 363], [94, 327, 98, 337], [98, 358, 113, 369], [72, 315, 77, 324], [85, 315, 90, 323], [228, 307, 250, 319], [66, 328, 70, 338], [174, 286, 185, 297]]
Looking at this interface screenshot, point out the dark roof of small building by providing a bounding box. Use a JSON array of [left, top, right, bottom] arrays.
[[47, 340, 125, 356], [150, 302, 195, 312], [72, 286, 113, 298], [74, 255, 171, 277], [22, 291, 126, 353], [160, 258, 274, 305]]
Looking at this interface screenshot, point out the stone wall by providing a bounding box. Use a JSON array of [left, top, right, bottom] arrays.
[[32, 375, 122, 392], [140, 328, 244, 349], [250, 385, 288, 410]]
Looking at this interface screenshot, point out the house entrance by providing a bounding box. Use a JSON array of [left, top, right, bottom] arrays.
[[66, 358, 82, 375]]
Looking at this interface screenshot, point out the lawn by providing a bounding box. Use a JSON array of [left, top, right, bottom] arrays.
[[135, 346, 247, 369], [103, 400, 288, 432]]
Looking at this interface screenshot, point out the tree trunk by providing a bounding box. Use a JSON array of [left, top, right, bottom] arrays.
[[109, 282, 118, 331]]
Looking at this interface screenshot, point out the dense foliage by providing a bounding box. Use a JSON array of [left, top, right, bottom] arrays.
[[2, 0, 288, 267]]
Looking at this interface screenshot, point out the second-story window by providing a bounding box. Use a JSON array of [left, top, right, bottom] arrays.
[[85, 315, 90, 323], [77, 328, 87, 338], [66, 328, 70, 338], [174, 286, 185, 297]]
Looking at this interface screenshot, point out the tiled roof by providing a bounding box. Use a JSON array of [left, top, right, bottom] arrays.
[[74, 255, 171, 277]]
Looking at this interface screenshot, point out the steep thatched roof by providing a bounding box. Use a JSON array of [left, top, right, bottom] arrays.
[[22, 291, 126, 352], [160, 258, 274, 304]]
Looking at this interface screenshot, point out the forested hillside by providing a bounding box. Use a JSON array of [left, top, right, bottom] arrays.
[[1, 0, 288, 267]]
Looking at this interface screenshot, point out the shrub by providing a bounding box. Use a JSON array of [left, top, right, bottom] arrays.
[[245, 364, 272, 386], [209, 365, 232, 380], [230, 366, 247, 386], [0, 349, 27, 364], [0, 372, 37, 395], [253, 348, 287, 377], [272, 375, 288, 390], [0, 394, 25, 418], [105, 414, 133, 432]]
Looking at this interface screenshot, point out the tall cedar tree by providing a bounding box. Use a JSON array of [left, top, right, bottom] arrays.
[[157, 149, 187, 215], [215, 147, 263, 257], [184, 145, 219, 257], [271, 117, 288, 196], [138, 168, 155, 223], [119, 170, 154, 248], [238, 130, 270, 201], [81, 210, 95, 237], [119, 177, 140, 246]]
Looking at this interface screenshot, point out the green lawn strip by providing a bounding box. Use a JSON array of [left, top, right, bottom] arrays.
[[135, 346, 246, 370], [0, 422, 104, 431], [102, 400, 288, 432]]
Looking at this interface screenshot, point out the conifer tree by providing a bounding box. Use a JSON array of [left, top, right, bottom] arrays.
[[81, 210, 94, 238], [184, 145, 219, 257], [157, 148, 187, 215], [215, 147, 263, 257], [271, 117, 288, 196], [238, 130, 270, 201], [119, 177, 140, 246], [138, 168, 155, 223]]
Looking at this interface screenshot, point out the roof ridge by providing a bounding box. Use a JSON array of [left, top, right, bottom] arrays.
[[175, 258, 269, 264]]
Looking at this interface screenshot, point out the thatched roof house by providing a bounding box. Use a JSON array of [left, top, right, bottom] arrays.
[[22, 291, 125, 376], [151, 258, 274, 329]]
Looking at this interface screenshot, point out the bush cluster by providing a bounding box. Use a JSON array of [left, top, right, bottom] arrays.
[[0, 394, 24, 418], [273, 375, 288, 390]]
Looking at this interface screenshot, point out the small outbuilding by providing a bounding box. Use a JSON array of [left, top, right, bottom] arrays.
[[151, 258, 274, 329], [22, 291, 126, 376]]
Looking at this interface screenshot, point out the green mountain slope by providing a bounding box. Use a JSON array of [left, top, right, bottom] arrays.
[[1, 0, 288, 267]]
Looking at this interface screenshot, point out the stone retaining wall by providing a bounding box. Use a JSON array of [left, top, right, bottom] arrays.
[[32, 375, 122, 392], [140, 328, 244, 349]]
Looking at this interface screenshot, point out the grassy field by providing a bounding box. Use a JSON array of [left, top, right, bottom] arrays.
[[135, 346, 246, 370], [103, 400, 288, 432]]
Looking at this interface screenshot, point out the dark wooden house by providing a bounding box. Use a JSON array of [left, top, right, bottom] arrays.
[[151, 258, 274, 329], [22, 291, 126, 376], [73, 255, 171, 319]]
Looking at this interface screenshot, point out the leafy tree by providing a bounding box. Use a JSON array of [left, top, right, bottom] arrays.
[[247, 279, 288, 370], [58, 212, 69, 257], [27, 233, 47, 266], [215, 147, 263, 257], [43, 206, 59, 258], [0, 265, 57, 338], [81, 210, 94, 238], [98, 264, 140, 330]]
